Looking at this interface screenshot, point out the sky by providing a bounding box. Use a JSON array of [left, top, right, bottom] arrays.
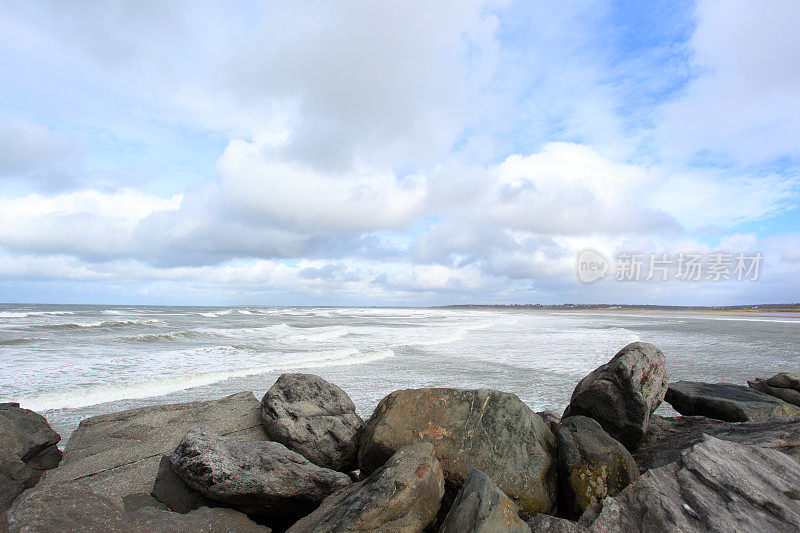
[[0, 0, 799, 306]]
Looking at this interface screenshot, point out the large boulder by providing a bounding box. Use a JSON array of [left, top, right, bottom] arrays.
[[0, 481, 269, 533], [572, 436, 800, 532], [562, 342, 668, 449], [261, 373, 364, 471], [0, 402, 62, 513], [665, 381, 800, 422], [358, 388, 557, 515], [150, 455, 215, 513], [287, 442, 444, 533], [440, 469, 528, 533], [169, 430, 352, 519], [556, 416, 639, 518], [39, 392, 267, 502], [749, 372, 800, 406], [633, 414, 800, 471]]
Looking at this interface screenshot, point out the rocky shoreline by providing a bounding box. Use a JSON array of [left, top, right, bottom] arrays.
[[2, 341, 800, 532]]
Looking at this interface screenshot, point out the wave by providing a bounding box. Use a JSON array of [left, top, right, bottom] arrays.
[[40, 319, 159, 330], [13, 348, 394, 411], [0, 311, 74, 318], [0, 337, 38, 345]]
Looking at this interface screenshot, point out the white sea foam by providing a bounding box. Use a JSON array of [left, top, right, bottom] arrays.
[[15, 348, 394, 411], [0, 311, 74, 318]]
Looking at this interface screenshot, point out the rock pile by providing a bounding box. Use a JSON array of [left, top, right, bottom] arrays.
[[3, 346, 800, 531]]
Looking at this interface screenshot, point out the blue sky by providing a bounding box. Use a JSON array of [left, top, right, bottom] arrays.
[[0, 0, 798, 305]]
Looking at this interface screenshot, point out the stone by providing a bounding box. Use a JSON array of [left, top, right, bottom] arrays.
[[39, 392, 267, 502], [749, 373, 800, 406], [525, 514, 581, 532], [665, 381, 800, 422], [150, 455, 215, 513], [440, 469, 528, 533], [537, 410, 561, 433], [129, 506, 270, 532], [287, 442, 444, 533], [261, 373, 364, 471], [358, 388, 557, 515], [169, 430, 352, 519], [0, 403, 62, 513], [556, 416, 639, 518], [562, 342, 668, 449], [574, 436, 800, 532], [634, 414, 800, 471]]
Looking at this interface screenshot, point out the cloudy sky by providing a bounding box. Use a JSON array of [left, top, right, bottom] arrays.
[[1, 0, 798, 305]]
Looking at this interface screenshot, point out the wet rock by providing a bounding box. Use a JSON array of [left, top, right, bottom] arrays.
[[634, 414, 800, 471], [287, 442, 444, 533], [170, 429, 352, 519], [556, 416, 639, 518], [150, 455, 215, 513], [665, 381, 800, 422], [358, 388, 557, 515], [440, 469, 528, 533], [574, 436, 800, 532], [0, 403, 62, 513], [39, 392, 267, 502], [562, 342, 668, 449], [261, 373, 364, 471], [749, 372, 800, 406]]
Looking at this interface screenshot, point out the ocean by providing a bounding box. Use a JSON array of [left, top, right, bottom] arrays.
[[2, 304, 799, 444]]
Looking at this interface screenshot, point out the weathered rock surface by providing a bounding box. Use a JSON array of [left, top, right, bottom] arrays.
[[440, 469, 528, 533], [358, 388, 557, 515], [634, 414, 800, 471], [537, 410, 561, 433], [525, 513, 582, 532], [556, 416, 639, 518], [750, 372, 800, 406], [151, 455, 215, 513], [287, 442, 444, 533], [0, 481, 269, 532], [39, 392, 267, 502], [562, 342, 668, 449], [261, 373, 364, 471], [665, 381, 800, 422], [569, 436, 800, 532], [0, 402, 62, 513], [170, 429, 352, 518]]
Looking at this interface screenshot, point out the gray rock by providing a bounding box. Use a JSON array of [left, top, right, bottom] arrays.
[[287, 442, 444, 533], [573, 435, 800, 532], [562, 342, 668, 449], [170, 429, 352, 518], [634, 414, 800, 471], [358, 388, 557, 515], [0, 481, 135, 532], [0, 403, 62, 513], [556, 416, 639, 518], [129, 506, 270, 532], [525, 514, 581, 532], [750, 373, 800, 406], [537, 410, 561, 433], [665, 381, 800, 422], [39, 392, 267, 502], [151, 455, 215, 513], [261, 373, 364, 471], [440, 469, 528, 533]]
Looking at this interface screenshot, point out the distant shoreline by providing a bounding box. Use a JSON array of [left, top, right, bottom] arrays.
[[437, 304, 800, 317]]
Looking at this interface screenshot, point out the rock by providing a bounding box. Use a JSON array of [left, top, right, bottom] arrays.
[[358, 388, 557, 515], [170, 429, 352, 518], [665, 381, 800, 422], [39, 392, 267, 503], [129, 506, 270, 532], [525, 513, 581, 532], [556, 416, 639, 518], [0, 481, 135, 532], [537, 410, 561, 433], [151, 455, 215, 513], [287, 442, 444, 533], [0, 403, 62, 513], [440, 469, 528, 533], [749, 372, 800, 406], [573, 435, 800, 532], [0, 481, 270, 533], [634, 414, 800, 471], [562, 342, 668, 449], [261, 373, 364, 471]]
